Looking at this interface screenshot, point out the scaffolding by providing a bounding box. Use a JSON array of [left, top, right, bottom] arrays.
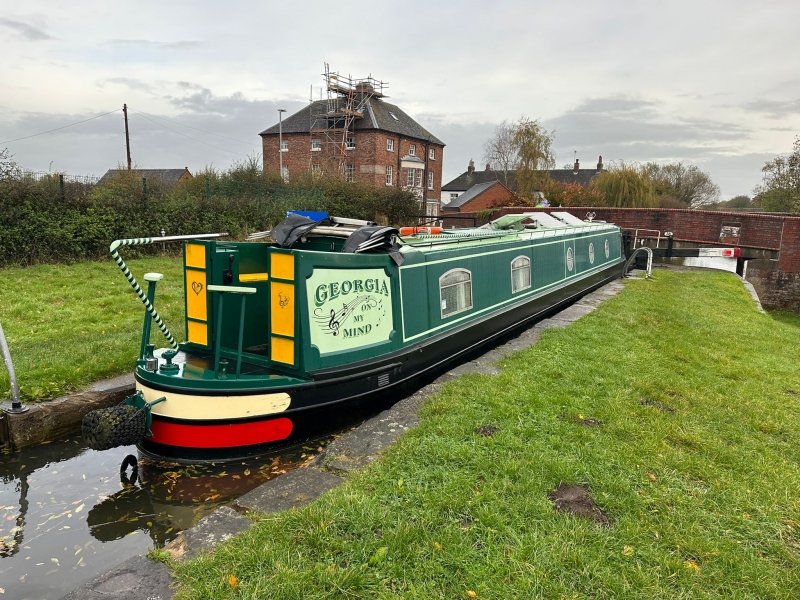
[[310, 63, 388, 176]]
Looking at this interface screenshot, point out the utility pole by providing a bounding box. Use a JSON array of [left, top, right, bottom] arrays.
[[123, 103, 132, 170]]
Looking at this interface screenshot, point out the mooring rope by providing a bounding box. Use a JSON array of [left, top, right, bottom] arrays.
[[110, 238, 179, 349]]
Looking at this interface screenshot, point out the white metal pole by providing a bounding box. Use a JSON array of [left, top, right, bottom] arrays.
[[278, 108, 286, 181]]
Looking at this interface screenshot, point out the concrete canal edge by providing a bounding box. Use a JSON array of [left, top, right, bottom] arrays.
[[1, 373, 135, 450], [56, 273, 763, 599]]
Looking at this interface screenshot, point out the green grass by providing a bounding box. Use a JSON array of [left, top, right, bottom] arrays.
[[0, 256, 185, 401], [174, 271, 800, 599]]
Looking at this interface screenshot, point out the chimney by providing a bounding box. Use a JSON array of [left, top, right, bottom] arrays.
[[573, 158, 580, 174], [485, 163, 491, 171], [467, 159, 475, 175], [597, 155, 603, 172]]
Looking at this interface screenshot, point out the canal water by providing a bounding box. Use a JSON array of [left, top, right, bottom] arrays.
[[0, 436, 327, 599]]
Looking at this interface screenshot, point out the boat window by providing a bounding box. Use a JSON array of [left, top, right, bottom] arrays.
[[511, 256, 531, 293], [440, 269, 473, 318]]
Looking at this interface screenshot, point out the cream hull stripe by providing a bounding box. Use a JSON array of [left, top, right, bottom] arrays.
[[137, 384, 291, 421]]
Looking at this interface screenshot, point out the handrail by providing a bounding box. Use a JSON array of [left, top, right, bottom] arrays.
[[622, 246, 653, 279], [109, 233, 228, 350], [0, 318, 27, 413]]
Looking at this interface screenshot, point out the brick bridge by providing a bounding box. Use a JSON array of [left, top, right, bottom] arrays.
[[442, 207, 800, 311]]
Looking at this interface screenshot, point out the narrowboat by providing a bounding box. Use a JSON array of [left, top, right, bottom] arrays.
[[104, 211, 623, 461]]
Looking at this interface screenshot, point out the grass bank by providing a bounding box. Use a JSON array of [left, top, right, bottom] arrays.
[[175, 271, 800, 599], [0, 256, 184, 401]]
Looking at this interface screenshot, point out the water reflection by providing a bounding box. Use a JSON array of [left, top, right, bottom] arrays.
[[0, 437, 323, 600]]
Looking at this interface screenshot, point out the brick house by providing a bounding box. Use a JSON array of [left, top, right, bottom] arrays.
[[441, 180, 516, 213], [442, 157, 605, 206], [260, 99, 445, 217]]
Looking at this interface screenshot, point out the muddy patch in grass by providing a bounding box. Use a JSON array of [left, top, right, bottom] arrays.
[[641, 399, 675, 413], [475, 425, 498, 437], [549, 483, 609, 525]]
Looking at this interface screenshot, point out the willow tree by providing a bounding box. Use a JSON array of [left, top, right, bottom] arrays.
[[513, 117, 556, 200], [594, 162, 656, 208]]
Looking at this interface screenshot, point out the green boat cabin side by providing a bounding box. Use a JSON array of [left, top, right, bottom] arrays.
[[173, 225, 622, 381]]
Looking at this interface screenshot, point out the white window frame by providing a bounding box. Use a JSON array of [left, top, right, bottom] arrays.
[[311, 139, 321, 151], [450, 192, 459, 201], [280, 165, 289, 182], [345, 164, 355, 182], [406, 168, 415, 187], [429, 148, 436, 160], [439, 268, 473, 319], [386, 165, 393, 186], [511, 255, 531, 294], [346, 137, 356, 150], [416, 169, 423, 188], [280, 140, 289, 152], [428, 171, 434, 190], [426, 201, 439, 217], [387, 138, 394, 152], [409, 144, 416, 156], [311, 163, 321, 176]]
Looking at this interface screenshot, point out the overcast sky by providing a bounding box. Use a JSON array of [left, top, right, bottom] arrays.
[[1, 0, 799, 198]]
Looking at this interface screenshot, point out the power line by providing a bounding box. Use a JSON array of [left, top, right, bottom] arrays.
[[129, 109, 250, 157], [0, 109, 120, 145], [129, 107, 259, 146]]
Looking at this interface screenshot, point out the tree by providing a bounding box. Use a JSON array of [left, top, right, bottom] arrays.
[[514, 117, 556, 200], [482, 120, 518, 187], [0, 148, 20, 179], [594, 162, 656, 208], [754, 136, 800, 212], [644, 162, 720, 208]]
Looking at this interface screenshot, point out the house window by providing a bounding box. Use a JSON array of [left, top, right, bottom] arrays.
[[311, 164, 321, 176], [386, 165, 393, 186], [346, 137, 355, 150], [311, 139, 321, 151], [450, 192, 459, 201], [409, 144, 416, 156], [426, 202, 438, 217], [406, 168, 415, 187], [281, 165, 289, 182], [440, 269, 472, 318], [428, 171, 434, 190], [429, 148, 436, 160], [387, 139, 394, 152], [280, 141, 288, 152], [511, 256, 531, 293], [345, 164, 355, 182], [416, 169, 423, 188]]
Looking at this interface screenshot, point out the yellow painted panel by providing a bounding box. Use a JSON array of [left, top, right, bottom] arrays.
[[271, 336, 294, 365], [271, 252, 294, 280], [185, 269, 207, 320], [187, 320, 208, 345], [239, 272, 269, 283], [185, 243, 206, 269], [271, 281, 295, 336]]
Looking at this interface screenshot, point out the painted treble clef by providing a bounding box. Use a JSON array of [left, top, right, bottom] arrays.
[[328, 309, 341, 336]]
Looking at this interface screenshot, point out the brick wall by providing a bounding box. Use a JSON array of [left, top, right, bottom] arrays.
[[261, 131, 444, 207]]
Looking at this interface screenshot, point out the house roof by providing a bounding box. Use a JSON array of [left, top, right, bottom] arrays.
[[260, 98, 445, 146], [442, 180, 506, 210], [100, 168, 191, 185], [442, 168, 600, 192]]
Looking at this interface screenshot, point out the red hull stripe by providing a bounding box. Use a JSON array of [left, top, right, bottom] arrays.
[[149, 417, 293, 448]]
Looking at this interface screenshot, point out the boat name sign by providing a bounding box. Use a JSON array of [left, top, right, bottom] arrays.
[[307, 268, 393, 354]]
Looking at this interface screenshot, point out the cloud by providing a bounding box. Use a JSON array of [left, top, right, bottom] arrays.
[[104, 39, 204, 50], [742, 98, 800, 119], [0, 18, 55, 41], [99, 77, 158, 95]]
